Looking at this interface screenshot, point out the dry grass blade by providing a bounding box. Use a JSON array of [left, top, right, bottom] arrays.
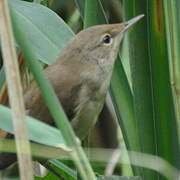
[[0, 0, 33, 179]]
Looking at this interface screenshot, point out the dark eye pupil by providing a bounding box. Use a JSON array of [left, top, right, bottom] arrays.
[[103, 35, 111, 44]]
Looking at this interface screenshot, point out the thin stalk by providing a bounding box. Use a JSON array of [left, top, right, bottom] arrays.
[[0, 1, 33, 180]]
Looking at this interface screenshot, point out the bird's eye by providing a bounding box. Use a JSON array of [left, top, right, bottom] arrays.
[[102, 34, 112, 45]]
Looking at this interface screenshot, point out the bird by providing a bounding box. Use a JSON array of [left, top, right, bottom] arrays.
[[0, 14, 144, 170]]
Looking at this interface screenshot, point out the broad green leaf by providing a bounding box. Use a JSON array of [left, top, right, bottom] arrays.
[[9, 0, 74, 64], [0, 105, 67, 148], [123, 0, 180, 180]]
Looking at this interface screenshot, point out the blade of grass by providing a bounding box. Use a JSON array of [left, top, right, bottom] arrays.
[[47, 159, 77, 180], [123, 1, 157, 179], [163, 0, 180, 136], [0, 1, 33, 180], [9, 1, 96, 179], [0, 138, 69, 160]]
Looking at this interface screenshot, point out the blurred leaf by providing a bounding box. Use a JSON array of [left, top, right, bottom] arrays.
[[74, 0, 85, 19], [9, 1, 96, 179], [148, 0, 180, 170], [50, 0, 67, 11], [110, 59, 140, 151], [123, 2, 158, 179], [0, 105, 68, 149], [9, 0, 74, 64], [0, 137, 69, 161], [46, 159, 77, 180], [163, 0, 180, 133], [35, 173, 59, 180], [84, 0, 107, 28], [98, 176, 142, 180], [2, 178, 20, 180], [0, 48, 3, 67], [35, 160, 76, 180]]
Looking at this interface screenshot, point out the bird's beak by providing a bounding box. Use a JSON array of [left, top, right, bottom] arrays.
[[123, 14, 144, 31]]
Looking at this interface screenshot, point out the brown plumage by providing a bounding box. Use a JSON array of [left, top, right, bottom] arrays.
[[25, 23, 126, 138], [0, 15, 144, 170]]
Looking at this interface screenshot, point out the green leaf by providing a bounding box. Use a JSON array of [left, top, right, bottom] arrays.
[[35, 173, 59, 180], [74, 0, 85, 19], [123, 2, 158, 180], [123, 1, 180, 180], [110, 59, 140, 152], [9, 0, 74, 64], [0, 105, 67, 148], [46, 159, 77, 180], [98, 176, 142, 180], [163, 0, 180, 134], [84, 0, 107, 28], [35, 160, 77, 180]]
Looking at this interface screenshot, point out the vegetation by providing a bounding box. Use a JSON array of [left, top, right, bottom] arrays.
[[0, 0, 179, 179]]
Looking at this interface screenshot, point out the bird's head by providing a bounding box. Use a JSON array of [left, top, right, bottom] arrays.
[[72, 15, 144, 64]]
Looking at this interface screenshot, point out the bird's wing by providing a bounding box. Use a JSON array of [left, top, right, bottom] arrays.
[[71, 82, 106, 139], [24, 60, 83, 124]]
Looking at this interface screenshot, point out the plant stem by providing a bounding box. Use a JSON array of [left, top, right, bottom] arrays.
[[0, 1, 33, 180]]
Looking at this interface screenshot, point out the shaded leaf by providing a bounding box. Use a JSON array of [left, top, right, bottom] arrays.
[[0, 105, 68, 149], [9, 0, 74, 64], [123, 1, 180, 180]]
